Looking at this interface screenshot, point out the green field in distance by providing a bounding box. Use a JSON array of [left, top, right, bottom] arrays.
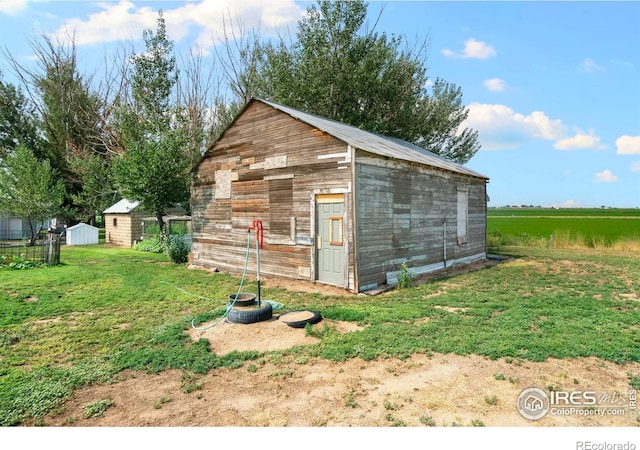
[[487, 208, 640, 243]]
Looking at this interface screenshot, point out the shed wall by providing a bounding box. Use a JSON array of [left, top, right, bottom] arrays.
[[191, 101, 354, 288], [105, 213, 144, 247], [66, 224, 99, 246], [354, 152, 487, 289]]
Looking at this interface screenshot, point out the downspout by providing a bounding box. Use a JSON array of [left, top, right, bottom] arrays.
[[443, 217, 447, 269]]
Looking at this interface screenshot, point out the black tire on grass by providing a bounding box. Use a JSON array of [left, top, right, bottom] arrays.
[[280, 311, 323, 329], [227, 302, 273, 324], [228, 293, 256, 307]]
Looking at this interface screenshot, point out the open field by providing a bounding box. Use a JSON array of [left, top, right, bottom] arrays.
[[1, 244, 639, 427], [488, 208, 640, 248]]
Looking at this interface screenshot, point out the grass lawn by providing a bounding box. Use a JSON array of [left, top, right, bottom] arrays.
[[1, 244, 639, 425]]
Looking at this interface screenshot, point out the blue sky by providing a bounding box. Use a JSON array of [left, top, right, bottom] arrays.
[[0, 0, 638, 208]]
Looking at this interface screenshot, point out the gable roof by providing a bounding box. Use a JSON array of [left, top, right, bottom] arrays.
[[103, 199, 189, 216], [103, 199, 140, 214], [256, 98, 488, 180]]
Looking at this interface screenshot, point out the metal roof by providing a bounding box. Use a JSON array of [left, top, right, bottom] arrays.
[[103, 199, 140, 214], [258, 98, 488, 180]]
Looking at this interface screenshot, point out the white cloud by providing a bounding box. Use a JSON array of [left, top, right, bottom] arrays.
[[484, 78, 505, 92], [580, 57, 604, 73], [442, 38, 496, 59], [0, 0, 28, 15], [52, 0, 304, 53], [594, 170, 618, 183], [616, 135, 640, 155], [465, 103, 566, 150], [550, 200, 581, 208], [554, 129, 606, 150], [631, 161, 640, 173]]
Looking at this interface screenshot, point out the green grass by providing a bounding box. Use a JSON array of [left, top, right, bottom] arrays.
[[488, 208, 640, 217], [1, 244, 640, 425], [488, 208, 640, 249]]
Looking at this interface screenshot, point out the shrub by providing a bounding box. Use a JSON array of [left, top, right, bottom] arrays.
[[166, 235, 190, 264], [397, 263, 415, 289], [132, 235, 165, 253]]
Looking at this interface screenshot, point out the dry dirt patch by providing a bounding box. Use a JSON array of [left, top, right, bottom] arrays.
[[47, 351, 640, 427], [187, 315, 363, 355], [44, 312, 640, 428]]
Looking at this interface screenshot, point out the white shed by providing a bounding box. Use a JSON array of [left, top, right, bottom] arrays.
[[66, 223, 99, 246]]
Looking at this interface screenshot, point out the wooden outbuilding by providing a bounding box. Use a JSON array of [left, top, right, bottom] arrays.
[[103, 199, 189, 247], [190, 98, 489, 293], [103, 199, 145, 247]]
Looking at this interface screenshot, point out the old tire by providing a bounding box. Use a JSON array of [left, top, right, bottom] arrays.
[[227, 302, 273, 324], [280, 311, 322, 329], [228, 293, 256, 307]]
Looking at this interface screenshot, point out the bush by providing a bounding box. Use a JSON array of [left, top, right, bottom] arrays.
[[397, 263, 415, 289], [166, 235, 190, 264], [132, 236, 165, 253]]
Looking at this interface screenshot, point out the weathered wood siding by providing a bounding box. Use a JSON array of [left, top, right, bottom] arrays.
[[191, 101, 354, 287], [354, 152, 487, 289], [105, 212, 144, 247]]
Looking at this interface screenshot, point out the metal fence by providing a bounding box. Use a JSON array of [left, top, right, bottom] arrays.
[[0, 233, 61, 265]]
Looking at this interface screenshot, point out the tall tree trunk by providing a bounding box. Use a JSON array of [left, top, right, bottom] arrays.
[[156, 212, 166, 238]]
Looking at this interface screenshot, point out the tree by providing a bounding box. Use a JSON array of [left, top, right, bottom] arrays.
[[0, 76, 41, 160], [113, 11, 190, 235], [0, 145, 65, 245], [255, 0, 480, 163], [3, 34, 120, 225]]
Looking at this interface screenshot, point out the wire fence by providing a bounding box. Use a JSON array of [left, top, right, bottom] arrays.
[[0, 233, 62, 265]]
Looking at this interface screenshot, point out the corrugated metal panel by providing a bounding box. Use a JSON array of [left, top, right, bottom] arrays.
[[103, 199, 140, 214], [259, 99, 488, 180]]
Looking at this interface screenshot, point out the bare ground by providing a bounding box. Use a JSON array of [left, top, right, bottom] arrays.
[[46, 314, 639, 427], [40, 261, 640, 427]]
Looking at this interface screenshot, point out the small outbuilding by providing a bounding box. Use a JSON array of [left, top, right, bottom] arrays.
[[103, 199, 145, 247], [103, 199, 190, 247], [190, 98, 489, 293], [65, 223, 99, 246]]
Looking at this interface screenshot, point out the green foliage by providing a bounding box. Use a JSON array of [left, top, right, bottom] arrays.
[[255, 0, 479, 163], [132, 235, 165, 253], [0, 145, 65, 244], [154, 396, 171, 409], [83, 398, 113, 419], [627, 372, 640, 391], [397, 263, 415, 289], [132, 234, 190, 263], [165, 234, 190, 264], [67, 154, 117, 225], [484, 394, 498, 405], [113, 12, 190, 234], [419, 414, 436, 426], [181, 372, 204, 394], [0, 76, 41, 159], [0, 255, 44, 270]]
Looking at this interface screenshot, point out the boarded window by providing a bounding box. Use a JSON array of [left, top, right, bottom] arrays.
[[269, 178, 293, 237], [214, 170, 232, 199], [457, 188, 468, 244]]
